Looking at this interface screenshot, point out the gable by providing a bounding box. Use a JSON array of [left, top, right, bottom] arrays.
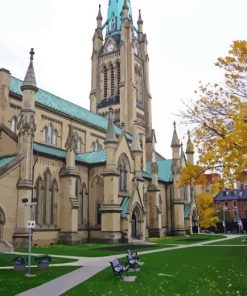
[[116, 132, 133, 171]]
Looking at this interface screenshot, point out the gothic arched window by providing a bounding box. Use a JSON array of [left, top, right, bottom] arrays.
[[118, 155, 129, 193], [116, 62, 120, 96], [51, 179, 58, 225], [110, 64, 114, 97], [43, 169, 52, 224], [11, 116, 18, 133], [43, 124, 57, 145], [35, 177, 44, 225], [104, 66, 108, 98], [76, 177, 83, 226], [96, 203, 101, 225]]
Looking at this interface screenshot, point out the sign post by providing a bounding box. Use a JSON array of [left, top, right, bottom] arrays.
[[26, 220, 36, 277]]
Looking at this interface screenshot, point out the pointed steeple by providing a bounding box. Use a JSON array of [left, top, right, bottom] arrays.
[[97, 4, 103, 28], [137, 9, 143, 33], [171, 121, 180, 147], [186, 130, 194, 154], [105, 108, 117, 143], [21, 48, 38, 92], [106, 0, 132, 36]]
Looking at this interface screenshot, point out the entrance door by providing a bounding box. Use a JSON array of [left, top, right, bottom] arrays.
[[131, 214, 137, 238], [0, 208, 5, 240]]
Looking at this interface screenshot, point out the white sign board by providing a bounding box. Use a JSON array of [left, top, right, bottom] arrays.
[[27, 220, 36, 229]]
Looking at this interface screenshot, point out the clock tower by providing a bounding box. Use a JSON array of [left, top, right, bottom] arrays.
[[90, 0, 152, 139]]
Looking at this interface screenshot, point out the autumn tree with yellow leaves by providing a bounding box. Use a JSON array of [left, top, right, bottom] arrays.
[[179, 41, 247, 227], [181, 40, 247, 187]]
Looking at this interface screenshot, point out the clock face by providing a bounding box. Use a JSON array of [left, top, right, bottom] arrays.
[[106, 43, 114, 53]]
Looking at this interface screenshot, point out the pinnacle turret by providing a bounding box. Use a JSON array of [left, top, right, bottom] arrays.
[[105, 108, 117, 144], [171, 122, 180, 147], [186, 130, 194, 154], [21, 48, 38, 92]]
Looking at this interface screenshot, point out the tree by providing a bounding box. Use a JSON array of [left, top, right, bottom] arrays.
[[180, 40, 247, 187], [178, 163, 220, 228], [196, 193, 219, 228]]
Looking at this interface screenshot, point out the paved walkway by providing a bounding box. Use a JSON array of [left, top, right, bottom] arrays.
[[4, 234, 241, 296]]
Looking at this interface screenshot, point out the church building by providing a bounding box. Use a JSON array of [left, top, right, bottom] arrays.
[[0, 0, 197, 248]]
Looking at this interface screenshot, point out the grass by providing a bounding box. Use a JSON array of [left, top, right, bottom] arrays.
[[63, 246, 247, 296], [0, 266, 79, 296], [208, 235, 247, 245], [16, 234, 224, 258], [0, 253, 77, 267], [17, 243, 170, 257], [149, 233, 226, 245]]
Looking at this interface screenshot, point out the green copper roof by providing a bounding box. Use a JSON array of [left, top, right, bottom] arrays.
[[106, 0, 132, 36], [145, 159, 173, 182], [0, 156, 17, 168], [120, 196, 129, 218], [76, 150, 106, 165], [33, 142, 106, 165], [9, 76, 131, 140]]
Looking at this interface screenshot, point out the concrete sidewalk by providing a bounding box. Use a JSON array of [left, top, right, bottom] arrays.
[[15, 234, 242, 296]]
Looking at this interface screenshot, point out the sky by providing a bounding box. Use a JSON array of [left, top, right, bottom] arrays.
[[0, 0, 247, 158]]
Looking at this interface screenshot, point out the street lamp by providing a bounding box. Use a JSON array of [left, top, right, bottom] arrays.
[[223, 205, 228, 234], [234, 204, 242, 233], [22, 197, 37, 278]]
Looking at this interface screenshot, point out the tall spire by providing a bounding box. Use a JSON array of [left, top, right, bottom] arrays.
[[171, 121, 180, 147], [21, 48, 37, 92], [97, 4, 103, 28], [106, 0, 132, 36]]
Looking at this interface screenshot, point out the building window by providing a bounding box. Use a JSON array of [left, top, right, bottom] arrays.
[[110, 64, 114, 97], [11, 116, 18, 133], [224, 201, 228, 208], [233, 200, 237, 207], [118, 156, 129, 193], [96, 203, 101, 225], [116, 62, 120, 96], [104, 66, 108, 98], [43, 124, 57, 145], [76, 177, 83, 226], [35, 169, 57, 226]]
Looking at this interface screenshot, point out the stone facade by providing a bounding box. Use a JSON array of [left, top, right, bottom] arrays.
[[0, 1, 196, 248]]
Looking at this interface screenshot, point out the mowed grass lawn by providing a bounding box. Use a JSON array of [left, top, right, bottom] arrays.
[[208, 236, 247, 245], [63, 246, 247, 296], [0, 253, 77, 266], [16, 234, 224, 257], [0, 266, 79, 296]]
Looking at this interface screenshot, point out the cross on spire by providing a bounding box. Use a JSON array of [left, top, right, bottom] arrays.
[[30, 48, 35, 61]]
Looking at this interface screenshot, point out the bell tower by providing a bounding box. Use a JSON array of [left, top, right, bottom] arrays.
[[90, 0, 152, 138]]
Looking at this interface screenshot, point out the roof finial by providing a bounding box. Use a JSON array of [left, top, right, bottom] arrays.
[[30, 48, 35, 61], [97, 4, 103, 20], [173, 121, 176, 129], [171, 121, 180, 147]]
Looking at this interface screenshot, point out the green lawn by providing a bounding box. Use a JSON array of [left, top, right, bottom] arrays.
[[0, 266, 79, 296], [149, 233, 226, 245], [16, 234, 224, 258], [17, 243, 170, 257], [63, 246, 247, 296], [208, 235, 247, 245], [0, 253, 77, 267]]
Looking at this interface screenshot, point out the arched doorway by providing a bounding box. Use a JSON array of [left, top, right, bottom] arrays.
[[131, 213, 137, 238], [0, 208, 5, 240], [131, 206, 143, 239]]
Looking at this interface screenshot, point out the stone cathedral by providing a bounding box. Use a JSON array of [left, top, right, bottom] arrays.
[[0, 0, 197, 249]]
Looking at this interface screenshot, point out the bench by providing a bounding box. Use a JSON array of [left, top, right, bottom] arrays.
[[126, 251, 140, 270], [109, 258, 129, 279], [127, 250, 139, 261]]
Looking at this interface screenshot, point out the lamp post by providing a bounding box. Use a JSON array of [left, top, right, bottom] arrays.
[[223, 205, 227, 234], [234, 204, 242, 233]]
